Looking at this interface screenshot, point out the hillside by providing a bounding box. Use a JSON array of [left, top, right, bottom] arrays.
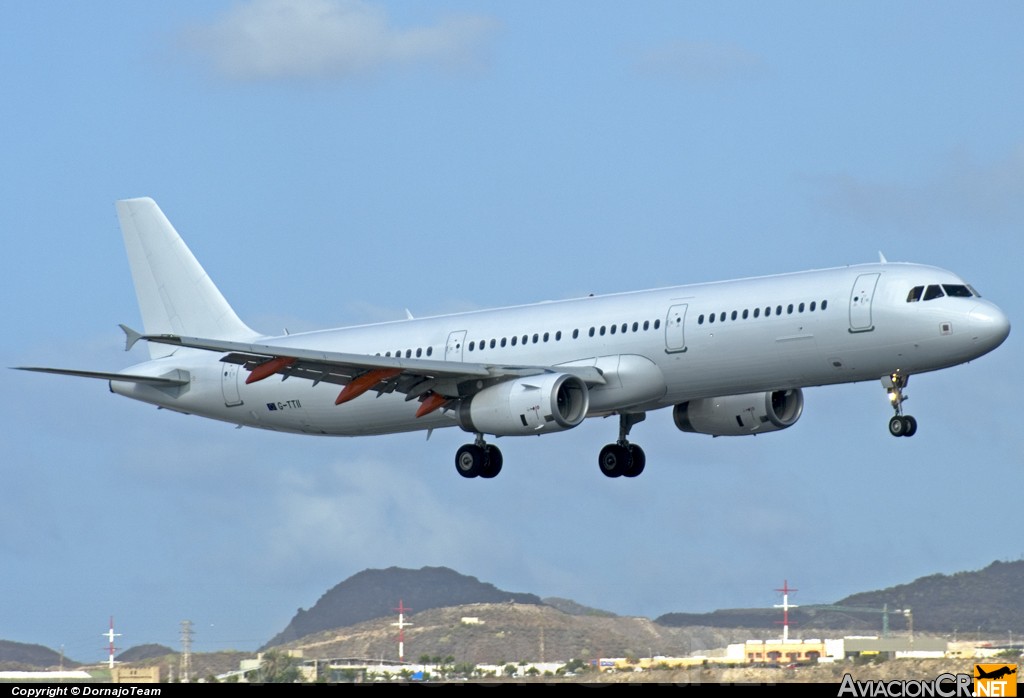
[[272, 601, 773, 664], [264, 566, 542, 648], [0, 640, 79, 671], [834, 559, 1024, 634], [657, 560, 1024, 635]]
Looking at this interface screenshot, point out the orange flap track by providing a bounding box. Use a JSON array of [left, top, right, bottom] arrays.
[[415, 392, 450, 418], [335, 368, 402, 405], [245, 356, 296, 384]]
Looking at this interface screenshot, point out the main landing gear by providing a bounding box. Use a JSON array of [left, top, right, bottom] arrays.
[[882, 372, 918, 437], [598, 413, 647, 478], [455, 434, 503, 479]]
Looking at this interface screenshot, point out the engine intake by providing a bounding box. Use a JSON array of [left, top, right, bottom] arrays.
[[458, 373, 589, 436], [673, 389, 803, 436]]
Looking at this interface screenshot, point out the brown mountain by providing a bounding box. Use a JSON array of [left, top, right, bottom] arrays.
[[263, 566, 543, 649]]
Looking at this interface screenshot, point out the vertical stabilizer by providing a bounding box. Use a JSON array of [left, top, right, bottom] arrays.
[[116, 198, 258, 358]]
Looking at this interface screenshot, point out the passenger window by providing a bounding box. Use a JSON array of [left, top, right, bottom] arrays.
[[765, 307, 771, 317], [522, 335, 528, 344], [731, 311, 738, 321], [708, 313, 715, 324], [589, 327, 595, 337], [572, 329, 579, 339], [555, 331, 562, 341], [543, 332, 549, 342], [600, 326, 606, 336], [643, 320, 650, 331], [632, 322, 639, 332], [532, 333, 539, 343], [511, 336, 517, 346], [821, 300, 828, 310], [719, 312, 726, 322], [776, 305, 783, 315], [798, 303, 805, 313], [698, 314, 705, 325], [787, 304, 794, 314], [907, 286, 923, 302], [621, 323, 627, 333], [753, 308, 760, 318], [490, 339, 496, 349], [426, 347, 432, 356], [742, 309, 748, 319], [923, 285, 945, 301], [610, 324, 617, 335], [653, 319, 661, 329], [809, 301, 816, 311], [416, 348, 422, 357]]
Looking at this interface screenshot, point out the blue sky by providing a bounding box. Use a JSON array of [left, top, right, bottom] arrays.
[[2, 1, 1022, 660]]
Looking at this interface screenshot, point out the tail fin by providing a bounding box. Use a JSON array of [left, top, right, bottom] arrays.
[[116, 197, 258, 358]]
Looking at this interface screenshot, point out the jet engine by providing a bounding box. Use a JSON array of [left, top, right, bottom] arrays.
[[457, 373, 589, 436], [673, 389, 803, 436]]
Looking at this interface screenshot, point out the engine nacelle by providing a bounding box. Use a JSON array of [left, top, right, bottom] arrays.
[[457, 373, 589, 436], [673, 389, 803, 436]]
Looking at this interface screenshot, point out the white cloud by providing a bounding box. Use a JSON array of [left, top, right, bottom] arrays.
[[185, 0, 498, 81], [813, 145, 1024, 232], [634, 39, 765, 83]]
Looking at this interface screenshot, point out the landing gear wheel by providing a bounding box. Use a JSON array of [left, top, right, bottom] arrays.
[[623, 444, 646, 478], [455, 444, 486, 478], [480, 445, 503, 478], [883, 372, 917, 438], [599, 443, 631, 478], [888, 415, 918, 437]]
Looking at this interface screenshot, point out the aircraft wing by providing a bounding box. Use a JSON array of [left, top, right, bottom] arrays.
[[132, 330, 606, 409], [13, 366, 190, 386]]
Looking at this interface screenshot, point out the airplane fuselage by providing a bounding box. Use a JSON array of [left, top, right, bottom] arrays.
[[111, 261, 1009, 439]]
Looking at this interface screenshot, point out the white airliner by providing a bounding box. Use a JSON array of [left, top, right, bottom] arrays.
[[18, 198, 1010, 479]]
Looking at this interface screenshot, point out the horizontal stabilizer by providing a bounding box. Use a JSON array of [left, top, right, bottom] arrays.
[[13, 366, 190, 386]]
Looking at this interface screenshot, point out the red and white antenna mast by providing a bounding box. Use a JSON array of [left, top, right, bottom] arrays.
[[773, 580, 798, 643], [103, 616, 121, 669], [391, 600, 412, 662]]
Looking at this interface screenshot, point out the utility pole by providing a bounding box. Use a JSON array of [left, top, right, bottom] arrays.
[[774, 580, 798, 643], [103, 617, 121, 670], [180, 620, 194, 682], [392, 600, 412, 662]]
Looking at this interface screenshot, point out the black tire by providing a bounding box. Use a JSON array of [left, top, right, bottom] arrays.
[[598, 443, 631, 478], [455, 444, 485, 478], [902, 415, 917, 437], [888, 416, 905, 437], [623, 444, 646, 477], [480, 445, 503, 478]]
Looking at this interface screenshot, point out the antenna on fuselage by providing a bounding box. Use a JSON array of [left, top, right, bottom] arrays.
[[878, 251, 889, 263]]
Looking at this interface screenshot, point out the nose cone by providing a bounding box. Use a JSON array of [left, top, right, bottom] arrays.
[[969, 302, 1011, 353]]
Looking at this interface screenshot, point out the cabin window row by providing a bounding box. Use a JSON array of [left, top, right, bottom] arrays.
[[467, 318, 663, 352], [380, 346, 434, 359], [697, 299, 828, 325]]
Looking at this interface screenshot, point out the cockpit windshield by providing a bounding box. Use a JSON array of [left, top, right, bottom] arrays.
[[906, 284, 978, 302]]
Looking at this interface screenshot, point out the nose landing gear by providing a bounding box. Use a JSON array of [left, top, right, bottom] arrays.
[[882, 372, 917, 437]]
